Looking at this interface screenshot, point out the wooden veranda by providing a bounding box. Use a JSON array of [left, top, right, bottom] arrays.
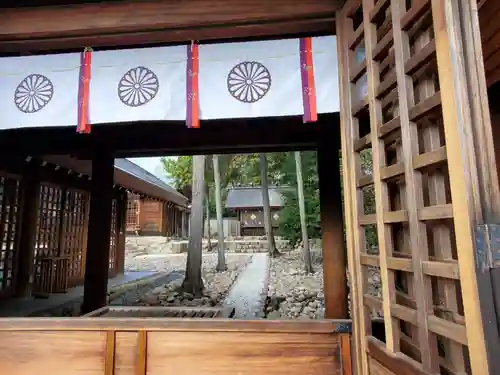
[[0, 0, 500, 374]]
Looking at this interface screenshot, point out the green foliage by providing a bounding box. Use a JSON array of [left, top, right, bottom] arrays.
[[277, 151, 321, 247], [161, 156, 192, 191]]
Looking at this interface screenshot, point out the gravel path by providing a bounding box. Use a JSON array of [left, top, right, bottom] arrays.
[[125, 253, 252, 307], [224, 253, 270, 319]]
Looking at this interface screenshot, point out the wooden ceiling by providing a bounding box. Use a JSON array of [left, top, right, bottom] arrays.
[[0, 0, 344, 54]]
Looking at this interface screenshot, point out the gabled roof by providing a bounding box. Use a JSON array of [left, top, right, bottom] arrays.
[[225, 186, 285, 209], [115, 159, 188, 206], [41, 155, 188, 207]]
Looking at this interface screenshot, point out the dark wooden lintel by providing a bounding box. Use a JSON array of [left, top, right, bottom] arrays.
[[0, 0, 341, 53]]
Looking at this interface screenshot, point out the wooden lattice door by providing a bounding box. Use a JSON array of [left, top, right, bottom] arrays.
[[126, 194, 140, 233], [33, 183, 69, 296], [337, 1, 499, 374], [0, 175, 21, 298], [60, 189, 88, 286]]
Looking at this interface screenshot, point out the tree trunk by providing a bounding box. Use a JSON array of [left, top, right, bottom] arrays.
[[259, 153, 280, 257], [182, 155, 205, 297], [205, 186, 212, 252], [295, 151, 313, 273], [213, 155, 227, 271]]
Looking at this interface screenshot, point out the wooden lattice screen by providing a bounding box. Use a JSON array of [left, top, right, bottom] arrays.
[[60, 189, 88, 286], [338, 1, 495, 374], [0, 175, 21, 298], [33, 184, 65, 295], [34, 184, 63, 260], [126, 193, 140, 232], [109, 198, 118, 275]]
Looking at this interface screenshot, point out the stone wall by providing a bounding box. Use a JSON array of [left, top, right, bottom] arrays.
[[125, 235, 292, 256]]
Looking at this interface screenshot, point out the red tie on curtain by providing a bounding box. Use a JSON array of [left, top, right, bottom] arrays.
[[186, 41, 200, 128], [77, 47, 92, 134], [300, 37, 318, 123]]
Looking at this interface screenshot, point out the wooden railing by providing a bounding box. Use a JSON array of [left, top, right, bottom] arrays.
[[0, 319, 352, 375]]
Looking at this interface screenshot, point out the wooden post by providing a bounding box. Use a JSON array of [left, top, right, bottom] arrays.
[[16, 160, 41, 297], [81, 149, 114, 314], [80, 194, 90, 281], [317, 139, 348, 319], [115, 191, 127, 275]]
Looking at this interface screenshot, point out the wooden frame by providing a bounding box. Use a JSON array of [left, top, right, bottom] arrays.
[[83, 306, 235, 319]]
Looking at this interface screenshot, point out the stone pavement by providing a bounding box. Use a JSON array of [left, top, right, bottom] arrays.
[[223, 253, 270, 319]]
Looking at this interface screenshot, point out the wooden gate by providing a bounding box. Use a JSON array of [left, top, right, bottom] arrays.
[[337, 0, 500, 374]]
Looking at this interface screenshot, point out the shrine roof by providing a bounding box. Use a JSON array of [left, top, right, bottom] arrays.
[[41, 154, 188, 207], [225, 186, 286, 209], [114, 158, 187, 205]]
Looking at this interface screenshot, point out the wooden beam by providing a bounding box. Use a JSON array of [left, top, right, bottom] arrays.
[[0, 0, 341, 52], [0, 114, 338, 158], [81, 148, 114, 314]]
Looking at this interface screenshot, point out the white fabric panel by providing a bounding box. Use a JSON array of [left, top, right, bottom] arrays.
[[0, 36, 339, 130], [199, 39, 303, 120], [312, 36, 339, 114], [0, 53, 80, 129], [89, 46, 186, 123]]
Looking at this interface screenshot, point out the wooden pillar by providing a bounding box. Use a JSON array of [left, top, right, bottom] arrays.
[[115, 191, 127, 275], [81, 149, 114, 314], [318, 138, 348, 319], [16, 160, 41, 297], [182, 210, 187, 238], [163, 202, 168, 236]]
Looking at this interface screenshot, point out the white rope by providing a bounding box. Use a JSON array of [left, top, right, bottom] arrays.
[[0, 48, 335, 77]]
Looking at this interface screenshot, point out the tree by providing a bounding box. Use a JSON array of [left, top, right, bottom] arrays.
[[278, 151, 321, 247], [182, 155, 205, 296], [213, 154, 227, 271], [259, 153, 280, 257], [295, 151, 313, 273], [162, 156, 192, 191]]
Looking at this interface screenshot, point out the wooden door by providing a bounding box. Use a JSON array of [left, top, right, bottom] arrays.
[[337, 0, 500, 374]]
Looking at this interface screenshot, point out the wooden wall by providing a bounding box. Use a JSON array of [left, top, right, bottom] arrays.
[[138, 199, 163, 235], [239, 208, 280, 236]]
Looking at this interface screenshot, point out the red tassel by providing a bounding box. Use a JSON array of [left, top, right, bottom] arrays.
[[77, 47, 92, 133], [186, 42, 200, 128], [300, 38, 318, 123]]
